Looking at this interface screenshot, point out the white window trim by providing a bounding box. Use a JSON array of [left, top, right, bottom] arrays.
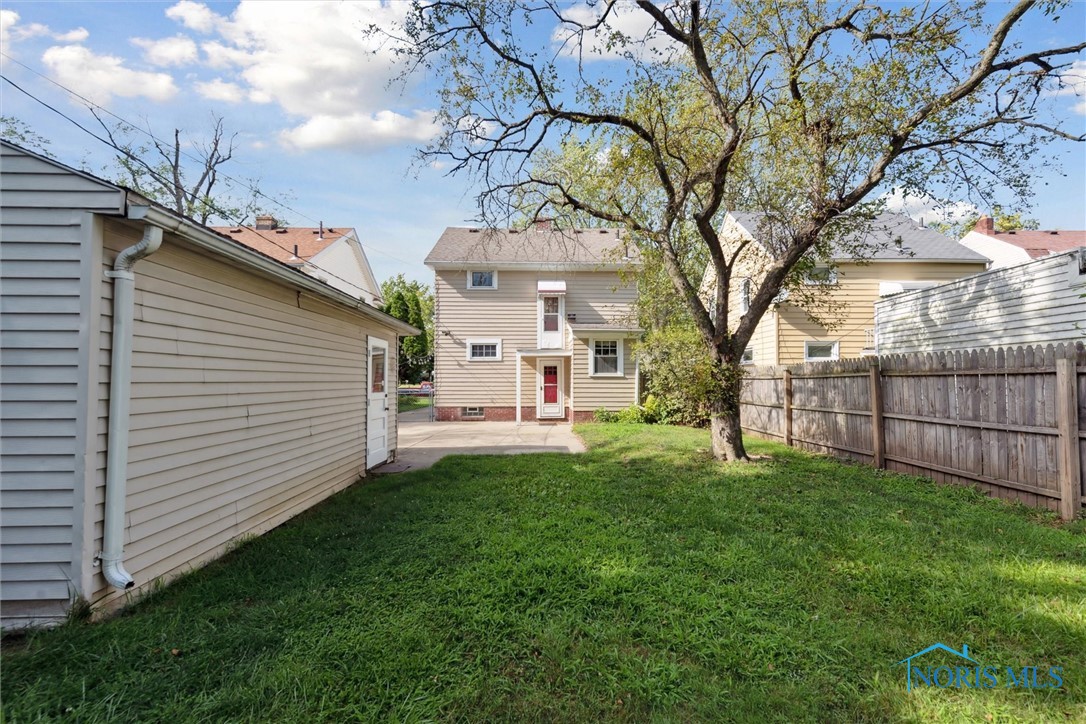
[[466, 270, 498, 289], [466, 337, 503, 361], [740, 346, 754, 365], [537, 293, 566, 348], [804, 340, 839, 362], [588, 337, 624, 377]]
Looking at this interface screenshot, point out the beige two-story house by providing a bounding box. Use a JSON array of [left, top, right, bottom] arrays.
[[713, 212, 990, 364], [425, 221, 641, 422]]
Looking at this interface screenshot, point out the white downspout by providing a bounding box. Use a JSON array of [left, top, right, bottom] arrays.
[[100, 221, 163, 589]]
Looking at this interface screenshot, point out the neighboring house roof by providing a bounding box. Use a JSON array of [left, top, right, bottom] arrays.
[[0, 139, 412, 335], [966, 216, 1086, 259], [210, 224, 351, 263], [728, 211, 989, 263], [209, 221, 383, 304], [425, 222, 641, 267]]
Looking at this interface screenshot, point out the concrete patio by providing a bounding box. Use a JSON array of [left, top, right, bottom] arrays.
[[377, 407, 586, 473]]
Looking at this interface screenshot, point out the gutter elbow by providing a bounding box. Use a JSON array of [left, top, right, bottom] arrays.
[[101, 557, 135, 590], [114, 225, 163, 272]]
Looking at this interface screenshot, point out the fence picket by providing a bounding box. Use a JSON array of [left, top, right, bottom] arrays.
[[738, 342, 1084, 519]]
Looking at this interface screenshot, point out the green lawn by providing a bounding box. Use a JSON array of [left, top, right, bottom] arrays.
[[3, 425, 1084, 722], [398, 394, 431, 413]]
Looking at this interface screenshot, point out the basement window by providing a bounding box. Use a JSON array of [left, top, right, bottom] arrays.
[[462, 407, 484, 418]]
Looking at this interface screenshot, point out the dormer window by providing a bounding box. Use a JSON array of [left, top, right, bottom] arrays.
[[467, 270, 497, 289]]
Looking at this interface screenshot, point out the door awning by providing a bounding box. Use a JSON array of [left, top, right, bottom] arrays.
[[537, 280, 566, 294]]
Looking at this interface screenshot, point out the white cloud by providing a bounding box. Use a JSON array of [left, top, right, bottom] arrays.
[[194, 77, 244, 102], [1, 10, 88, 48], [551, 1, 679, 62], [163, 1, 438, 150], [1047, 59, 1086, 116], [166, 0, 219, 33], [0, 10, 18, 49], [132, 35, 198, 66], [280, 111, 440, 151], [41, 45, 178, 104], [881, 188, 978, 225], [54, 27, 89, 43]]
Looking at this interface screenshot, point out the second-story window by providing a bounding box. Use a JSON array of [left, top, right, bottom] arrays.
[[538, 292, 564, 349], [542, 296, 560, 332], [468, 270, 497, 289], [740, 278, 752, 314], [803, 267, 837, 285]]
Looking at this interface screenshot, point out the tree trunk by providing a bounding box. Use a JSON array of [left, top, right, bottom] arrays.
[[708, 358, 748, 462]]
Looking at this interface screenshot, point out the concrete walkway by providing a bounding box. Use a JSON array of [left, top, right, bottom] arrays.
[[377, 407, 586, 473]]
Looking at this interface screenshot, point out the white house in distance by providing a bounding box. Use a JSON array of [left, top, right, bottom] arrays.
[[425, 221, 641, 423], [959, 215, 1086, 269], [211, 217, 383, 306], [0, 140, 416, 629]]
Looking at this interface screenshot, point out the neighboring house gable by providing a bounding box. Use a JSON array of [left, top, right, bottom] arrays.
[[210, 217, 383, 305], [710, 212, 989, 364], [960, 215, 1086, 269], [425, 221, 641, 422], [0, 140, 415, 629]]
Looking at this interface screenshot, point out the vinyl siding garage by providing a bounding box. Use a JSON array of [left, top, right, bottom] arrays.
[[0, 141, 414, 628]]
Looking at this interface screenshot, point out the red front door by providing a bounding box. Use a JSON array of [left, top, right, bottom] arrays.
[[539, 361, 562, 417]]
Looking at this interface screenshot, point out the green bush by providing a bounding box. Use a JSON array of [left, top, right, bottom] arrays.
[[593, 396, 666, 425]]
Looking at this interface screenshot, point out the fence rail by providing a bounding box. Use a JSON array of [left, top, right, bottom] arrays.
[[739, 343, 1085, 520]]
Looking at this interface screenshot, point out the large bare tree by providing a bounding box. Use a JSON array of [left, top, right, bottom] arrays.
[[386, 0, 1084, 460]]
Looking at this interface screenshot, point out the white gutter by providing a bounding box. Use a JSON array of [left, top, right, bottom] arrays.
[[138, 206, 417, 336], [101, 208, 163, 589]]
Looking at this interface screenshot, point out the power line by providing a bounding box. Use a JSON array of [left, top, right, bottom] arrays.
[[0, 51, 421, 268], [1, 74, 385, 297]]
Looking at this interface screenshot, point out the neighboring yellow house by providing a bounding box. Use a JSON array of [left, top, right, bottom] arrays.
[[714, 212, 990, 365], [425, 221, 641, 422]]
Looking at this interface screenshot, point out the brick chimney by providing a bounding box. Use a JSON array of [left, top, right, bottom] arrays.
[[255, 215, 278, 230], [974, 215, 994, 235], [533, 218, 553, 231]]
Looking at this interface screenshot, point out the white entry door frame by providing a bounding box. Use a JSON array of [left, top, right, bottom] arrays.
[[536, 358, 564, 419], [367, 337, 390, 468]]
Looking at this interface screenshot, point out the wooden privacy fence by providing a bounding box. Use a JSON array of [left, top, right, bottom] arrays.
[[740, 343, 1085, 520]]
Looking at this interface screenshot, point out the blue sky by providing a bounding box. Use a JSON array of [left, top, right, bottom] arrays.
[[1, 1, 1083, 286]]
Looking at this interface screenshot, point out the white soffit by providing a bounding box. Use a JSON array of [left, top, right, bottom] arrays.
[[538, 280, 567, 294]]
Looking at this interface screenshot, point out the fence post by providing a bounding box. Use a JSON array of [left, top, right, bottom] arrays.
[[869, 358, 885, 469], [1055, 354, 1081, 521], [783, 369, 793, 447]]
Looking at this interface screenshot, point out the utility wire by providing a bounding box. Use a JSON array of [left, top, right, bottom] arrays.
[[2, 73, 377, 297], [0, 52, 421, 268]]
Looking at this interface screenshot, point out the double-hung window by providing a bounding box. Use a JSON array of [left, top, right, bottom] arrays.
[[739, 278, 752, 314], [590, 339, 622, 376]]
